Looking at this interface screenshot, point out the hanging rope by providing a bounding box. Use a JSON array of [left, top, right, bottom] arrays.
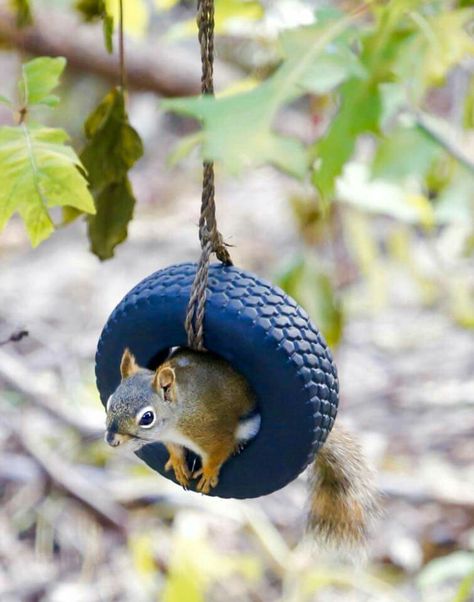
[[185, 0, 232, 351]]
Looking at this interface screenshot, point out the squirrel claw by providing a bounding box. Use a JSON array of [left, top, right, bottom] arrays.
[[165, 458, 190, 488], [233, 442, 245, 455], [196, 473, 219, 494]]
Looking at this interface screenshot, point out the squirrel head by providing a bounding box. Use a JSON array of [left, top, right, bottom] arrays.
[[104, 348, 179, 450]]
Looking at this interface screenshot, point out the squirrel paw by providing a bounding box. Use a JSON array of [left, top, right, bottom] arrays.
[[193, 468, 219, 494], [165, 457, 190, 489], [233, 442, 245, 455]]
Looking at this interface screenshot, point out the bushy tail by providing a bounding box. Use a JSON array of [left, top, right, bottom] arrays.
[[307, 423, 380, 549]]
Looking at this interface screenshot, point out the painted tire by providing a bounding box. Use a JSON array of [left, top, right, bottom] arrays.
[[96, 262, 339, 499]]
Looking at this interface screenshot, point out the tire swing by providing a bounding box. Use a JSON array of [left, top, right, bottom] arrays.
[[95, 0, 339, 499]]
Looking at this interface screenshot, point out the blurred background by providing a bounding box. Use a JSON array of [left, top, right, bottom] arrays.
[[0, 0, 473, 600]]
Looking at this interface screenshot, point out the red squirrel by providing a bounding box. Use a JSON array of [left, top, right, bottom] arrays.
[[105, 348, 379, 547]]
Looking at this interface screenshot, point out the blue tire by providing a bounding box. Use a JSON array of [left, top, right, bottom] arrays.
[[96, 263, 339, 499]]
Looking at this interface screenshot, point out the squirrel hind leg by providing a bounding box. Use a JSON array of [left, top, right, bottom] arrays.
[[193, 439, 234, 494]]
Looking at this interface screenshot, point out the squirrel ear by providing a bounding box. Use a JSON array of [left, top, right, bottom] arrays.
[[120, 348, 139, 379], [154, 366, 175, 393]]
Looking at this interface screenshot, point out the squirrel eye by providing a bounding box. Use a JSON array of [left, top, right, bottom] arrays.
[[138, 410, 155, 427]]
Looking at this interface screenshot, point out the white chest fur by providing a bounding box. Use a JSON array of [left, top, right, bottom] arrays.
[[159, 427, 207, 460]]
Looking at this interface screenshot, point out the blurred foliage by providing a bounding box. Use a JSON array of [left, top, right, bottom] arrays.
[[166, 0, 264, 38], [164, 3, 474, 192], [104, 0, 149, 39], [75, 0, 114, 52], [162, 515, 260, 602], [418, 550, 474, 602], [10, 0, 32, 27], [161, 0, 474, 340], [277, 256, 344, 347], [76, 0, 149, 41]]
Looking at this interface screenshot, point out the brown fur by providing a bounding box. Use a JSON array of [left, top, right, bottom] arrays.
[[155, 366, 175, 392], [308, 423, 380, 548], [164, 443, 190, 488], [111, 349, 380, 545], [155, 349, 256, 492], [120, 348, 139, 379]]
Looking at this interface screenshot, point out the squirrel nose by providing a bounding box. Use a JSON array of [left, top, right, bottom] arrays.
[[105, 430, 120, 447]]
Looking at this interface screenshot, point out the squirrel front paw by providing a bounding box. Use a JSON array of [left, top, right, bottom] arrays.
[[193, 467, 219, 494], [165, 455, 191, 489]]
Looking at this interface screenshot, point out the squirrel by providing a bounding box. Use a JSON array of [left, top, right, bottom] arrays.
[[105, 347, 379, 547]]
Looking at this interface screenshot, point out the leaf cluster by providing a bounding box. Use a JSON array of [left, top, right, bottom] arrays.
[[0, 57, 95, 247], [164, 1, 474, 210], [163, 10, 363, 178]]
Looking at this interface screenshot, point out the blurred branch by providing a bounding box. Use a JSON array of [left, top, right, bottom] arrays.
[[0, 348, 100, 437], [0, 328, 28, 346], [380, 473, 474, 511], [0, 4, 237, 97], [14, 414, 129, 531], [414, 111, 474, 174], [0, 516, 57, 600]]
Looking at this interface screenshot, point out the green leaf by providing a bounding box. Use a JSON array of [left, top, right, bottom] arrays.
[[0, 125, 95, 246], [338, 163, 438, 226], [279, 25, 366, 95], [454, 569, 474, 602], [372, 125, 441, 181], [19, 57, 66, 107], [167, 132, 203, 167], [166, 92, 308, 177], [76, 0, 114, 52], [88, 178, 135, 260], [81, 87, 143, 259], [379, 82, 407, 129], [463, 76, 474, 129], [312, 78, 382, 200], [277, 256, 343, 347], [81, 88, 143, 189], [418, 552, 474, 590], [310, 0, 430, 201], [62, 206, 83, 225], [395, 9, 474, 101], [103, 13, 114, 53], [75, 0, 104, 19], [163, 14, 363, 178], [11, 0, 33, 27]]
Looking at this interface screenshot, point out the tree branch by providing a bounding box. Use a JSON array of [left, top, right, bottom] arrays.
[[0, 4, 237, 97]]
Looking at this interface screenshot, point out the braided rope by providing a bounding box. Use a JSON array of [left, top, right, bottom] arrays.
[[185, 0, 232, 351]]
